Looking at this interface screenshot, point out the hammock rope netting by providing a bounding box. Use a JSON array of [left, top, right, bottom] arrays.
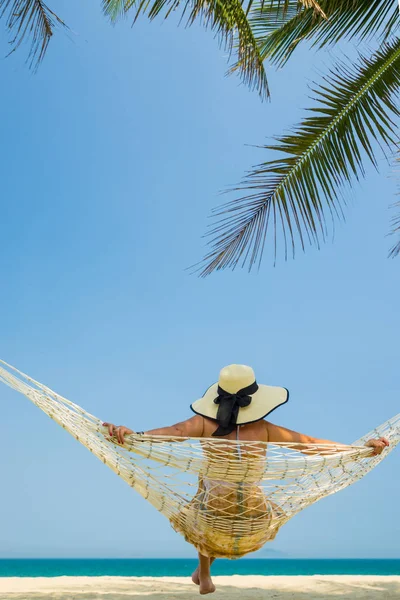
[[1, 359, 399, 558]]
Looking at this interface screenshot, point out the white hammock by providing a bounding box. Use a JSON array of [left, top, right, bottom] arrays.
[[1, 359, 399, 558]]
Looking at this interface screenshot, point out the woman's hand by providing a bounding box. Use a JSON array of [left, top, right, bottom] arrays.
[[102, 422, 133, 445], [365, 437, 389, 455]]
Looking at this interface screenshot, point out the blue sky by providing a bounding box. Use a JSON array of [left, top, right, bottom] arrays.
[[0, 5, 399, 559]]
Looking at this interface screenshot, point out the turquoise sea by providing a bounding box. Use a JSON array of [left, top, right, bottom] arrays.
[[0, 559, 399, 577]]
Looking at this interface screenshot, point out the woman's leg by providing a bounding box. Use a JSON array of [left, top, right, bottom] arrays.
[[194, 553, 216, 595], [192, 557, 215, 585]]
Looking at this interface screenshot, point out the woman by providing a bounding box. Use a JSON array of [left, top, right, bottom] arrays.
[[104, 364, 389, 595]]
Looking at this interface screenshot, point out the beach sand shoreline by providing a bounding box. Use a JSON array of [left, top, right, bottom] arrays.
[[0, 575, 399, 599]]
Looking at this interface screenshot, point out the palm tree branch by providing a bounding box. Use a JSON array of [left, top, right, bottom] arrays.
[[388, 202, 400, 258], [195, 0, 270, 99], [251, 0, 399, 67], [197, 39, 400, 275], [103, 0, 326, 98], [388, 153, 400, 258], [0, 0, 67, 69], [103, 0, 272, 99], [297, 0, 325, 19], [103, 0, 128, 21]]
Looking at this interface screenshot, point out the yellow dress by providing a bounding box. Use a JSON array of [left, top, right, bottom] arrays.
[[171, 477, 284, 558], [170, 428, 285, 558]]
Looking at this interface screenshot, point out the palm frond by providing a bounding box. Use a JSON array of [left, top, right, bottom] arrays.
[[389, 153, 400, 258], [0, 0, 67, 69], [102, 0, 326, 99], [103, 0, 271, 99], [388, 203, 400, 258], [228, 1, 308, 77], [103, 0, 128, 21], [197, 39, 400, 276], [298, 0, 325, 19], [311, 0, 399, 45], [251, 0, 399, 67]]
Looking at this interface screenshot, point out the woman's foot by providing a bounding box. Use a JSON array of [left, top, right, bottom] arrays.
[[199, 577, 216, 595], [191, 566, 200, 585], [192, 557, 215, 586]]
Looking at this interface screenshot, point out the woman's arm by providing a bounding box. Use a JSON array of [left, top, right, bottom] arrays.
[[266, 421, 389, 456], [103, 415, 204, 444]]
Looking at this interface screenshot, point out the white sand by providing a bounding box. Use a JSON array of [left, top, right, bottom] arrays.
[[0, 576, 399, 599]]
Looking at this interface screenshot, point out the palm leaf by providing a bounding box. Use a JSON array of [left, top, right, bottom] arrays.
[[251, 0, 399, 67], [299, 0, 325, 18], [103, 0, 271, 99], [103, 0, 325, 100], [228, 1, 308, 77], [389, 203, 400, 258], [389, 153, 400, 258], [0, 0, 67, 69], [197, 39, 400, 276], [103, 0, 128, 21]]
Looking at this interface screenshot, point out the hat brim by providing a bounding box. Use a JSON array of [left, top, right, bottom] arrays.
[[190, 383, 289, 426]]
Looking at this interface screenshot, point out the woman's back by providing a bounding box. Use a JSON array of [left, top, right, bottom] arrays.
[[202, 416, 269, 441]]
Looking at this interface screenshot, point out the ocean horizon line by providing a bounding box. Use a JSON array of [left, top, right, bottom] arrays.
[[1, 557, 399, 561]]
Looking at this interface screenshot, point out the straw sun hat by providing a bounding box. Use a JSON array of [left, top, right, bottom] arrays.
[[191, 364, 289, 436]]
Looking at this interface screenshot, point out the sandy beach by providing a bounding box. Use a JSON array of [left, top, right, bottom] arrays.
[[0, 576, 399, 599]]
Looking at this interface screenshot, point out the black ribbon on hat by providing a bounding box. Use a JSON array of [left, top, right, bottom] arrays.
[[212, 381, 259, 437]]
